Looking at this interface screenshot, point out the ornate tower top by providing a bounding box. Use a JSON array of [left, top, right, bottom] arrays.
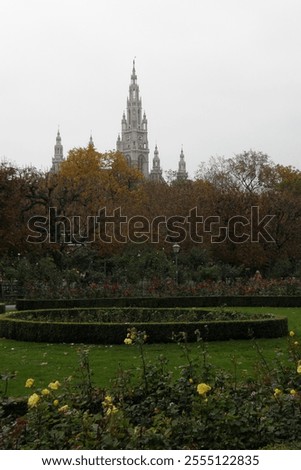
[[89, 133, 94, 147], [50, 129, 64, 173], [177, 147, 188, 180], [131, 58, 137, 83], [150, 144, 163, 182]]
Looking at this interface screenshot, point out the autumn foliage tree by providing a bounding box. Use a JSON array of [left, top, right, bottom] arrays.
[[1, 148, 301, 282]]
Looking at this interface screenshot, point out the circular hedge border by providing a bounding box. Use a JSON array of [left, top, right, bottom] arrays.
[[0, 307, 288, 343]]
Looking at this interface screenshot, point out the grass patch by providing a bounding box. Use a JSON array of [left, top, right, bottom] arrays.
[[1, 307, 300, 397]]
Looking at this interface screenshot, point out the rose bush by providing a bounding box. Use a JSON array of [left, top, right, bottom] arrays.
[[1, 330, 301, 449]]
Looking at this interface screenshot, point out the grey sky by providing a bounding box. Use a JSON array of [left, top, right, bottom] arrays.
[[0, 0, 300, 177]]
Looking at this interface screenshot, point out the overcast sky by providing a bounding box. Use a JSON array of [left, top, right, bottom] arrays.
[[0, 0, 300, 177]]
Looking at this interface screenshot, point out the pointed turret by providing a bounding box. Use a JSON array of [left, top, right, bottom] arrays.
[[131, 58, 137, 84], [89, 133, 94, 147], [50, 129, 64, 173], [176, 147, 188, 180], [149, 145, 163, 182]]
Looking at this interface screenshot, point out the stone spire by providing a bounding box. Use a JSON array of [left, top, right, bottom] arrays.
[[50, 129, 64, 173], [116, 60, 149, 177], [89, 133, 94, 147], [131, 58, 137, 84], [176, 147, 188, 180], [149, 145, 163, 182]]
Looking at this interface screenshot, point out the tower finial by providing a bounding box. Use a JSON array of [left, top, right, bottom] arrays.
[[177, 146, 188, 180], [51, 128, 64, 173], [131, 57, 137, 83]]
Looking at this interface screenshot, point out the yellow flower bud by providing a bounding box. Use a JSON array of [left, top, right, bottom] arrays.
[[28, 393, 40, 408], [41, 388, 50, 396], [25, 378, 35, 388], [289, 331, 295, 337], [58, 405, 69, 413], [53, 399, 59, 407], [48, 380, 61, 390], [106, 405, 118, 415], [197, 383, 212, 396]]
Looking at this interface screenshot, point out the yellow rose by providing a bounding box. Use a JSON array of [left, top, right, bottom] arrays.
[[290, 389, 297, 396], [289, 331, 295, 337], [124, 338, 132, 345], [48, 380, 61, 390], [273, 388, 282, 397], [197, 383, 212, 396], [297, 365, 301, 374], [41, 388, 50, 396], [102, 395, 113, 406], [28, 393, 40, 408], [58, 405, 69, 413], [25, 378, 35, 388], [294, 341, 299, 346], [106, 405, 118, 415], [53, 399, 59, 407]]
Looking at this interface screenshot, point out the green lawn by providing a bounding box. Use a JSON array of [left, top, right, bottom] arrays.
[[1, 307, 300, 397]]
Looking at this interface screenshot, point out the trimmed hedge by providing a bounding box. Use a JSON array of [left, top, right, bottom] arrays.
[[10, 307, 276, 323], [16, 295, 301, 311], [0, 310, 288, 344]]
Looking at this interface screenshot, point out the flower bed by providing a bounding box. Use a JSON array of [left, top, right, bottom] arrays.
[[1, 329, 301, 449]]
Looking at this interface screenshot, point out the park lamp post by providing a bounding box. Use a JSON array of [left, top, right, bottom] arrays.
[[172, 243, 180, 285]]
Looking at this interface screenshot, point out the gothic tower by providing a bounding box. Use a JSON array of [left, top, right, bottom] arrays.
[[177, 147, 188, 180], [50, 129, 64, 173], [117, 60, 149, 177]]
